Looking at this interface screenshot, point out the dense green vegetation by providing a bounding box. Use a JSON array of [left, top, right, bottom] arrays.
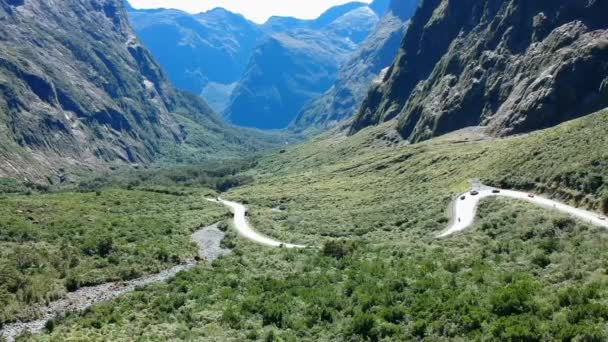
[[0, 188, 228, 326], [5, 110, 608, 340], [30, 199, 608, 341], [75, 160, 258, 193]]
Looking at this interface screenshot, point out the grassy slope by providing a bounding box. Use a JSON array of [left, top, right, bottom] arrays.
[[23, 109, 608, 341], [0, 188, 228, 326], [228, 109, 608, 245]]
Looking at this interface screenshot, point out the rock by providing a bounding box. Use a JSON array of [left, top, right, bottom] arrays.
[[350, 0, 608, 142], [0, 0, 275, 181]]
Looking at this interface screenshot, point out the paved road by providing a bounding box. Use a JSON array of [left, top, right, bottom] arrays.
[[208, 198, 306, 249], [439, 187, 608, 238]]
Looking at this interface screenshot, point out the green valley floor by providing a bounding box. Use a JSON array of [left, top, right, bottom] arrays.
[[5, 110, 608, 341]]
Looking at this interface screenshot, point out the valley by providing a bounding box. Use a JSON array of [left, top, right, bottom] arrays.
[[3, 109, 608, 341]]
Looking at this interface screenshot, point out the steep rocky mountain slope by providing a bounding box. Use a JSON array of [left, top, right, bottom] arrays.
[[223, 1, 388, 129], [351, 0, 608, 142], [291, 0, 418, 133], [0, 0, 278, 181], [126, 6, 262, 112]]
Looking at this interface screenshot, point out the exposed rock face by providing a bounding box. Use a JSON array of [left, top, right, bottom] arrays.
[[351, 0, 608, 142], [291, 0, 418, 134], [0, 0, 270, 181], [127, 6, 263, 112], [223, 2, 385, 129]]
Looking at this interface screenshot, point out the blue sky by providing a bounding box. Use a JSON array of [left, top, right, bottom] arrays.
[[127, 0, 372, 23]]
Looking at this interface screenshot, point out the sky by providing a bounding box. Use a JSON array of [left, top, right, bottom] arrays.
[[127, 0, 373, 24]]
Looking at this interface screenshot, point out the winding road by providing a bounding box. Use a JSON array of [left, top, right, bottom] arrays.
[[439, 185, 608, 238], [207, 198, 306, 248]]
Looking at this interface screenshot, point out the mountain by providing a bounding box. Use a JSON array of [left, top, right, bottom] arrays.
[[223, 2, 385, 129], [0, 0, 277, 181], [291, 0, 418, 133], [262, 2, 370, 33], [222, 30, 358, 129], [126, 6, 262, 112], [351, 0, 608, 142]]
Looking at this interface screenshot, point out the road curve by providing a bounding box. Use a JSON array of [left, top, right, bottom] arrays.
[[208, 198, 306, 249], [439, 187, 608, 238]]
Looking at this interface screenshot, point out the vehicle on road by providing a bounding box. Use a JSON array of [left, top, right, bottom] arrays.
[[600, 216, 606, 221], [470, 190, 479, 196], [460, 196, 466, 200], [528, 194, 535, 198], [492, 189, 500, 194]]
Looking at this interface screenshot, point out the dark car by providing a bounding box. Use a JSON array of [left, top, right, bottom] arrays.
[[528, 194, 535, 198], [470, 190, 479, 196], [460, 196, 466, 200], [492, 189, 500, 194], [600, 216, 606, 221]]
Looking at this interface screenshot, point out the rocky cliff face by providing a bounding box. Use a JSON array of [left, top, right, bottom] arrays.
[[0, 0, 272, 181], [351, 0, 608, 142], [291, 0, 418, 133]]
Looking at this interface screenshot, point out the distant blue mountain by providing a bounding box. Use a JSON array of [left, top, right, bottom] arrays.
[[126, 1, 385, 129], [223, 2, 384, 129], [126, 6, 262, 111]]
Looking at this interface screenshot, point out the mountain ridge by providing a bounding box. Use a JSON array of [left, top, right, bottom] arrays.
[[290, 0, 418, 133], [0, 0, 279, 181], [350, 0, 608, 142]]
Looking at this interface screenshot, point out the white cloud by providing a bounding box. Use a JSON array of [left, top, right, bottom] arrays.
[[127, 0, 373, 24]]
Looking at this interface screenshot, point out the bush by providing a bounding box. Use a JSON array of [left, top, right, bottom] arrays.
[[490, 278, 537, 316], [45, 319, 56, 332], [218, 221, 229, 232], [532, 253, 551, 268], [601, 193, 608, 214], [491, 315, 542, 341], [322, 240, 356, 260], [261, 302, 285, 327], [349, 312, 376, 339], [65, 276, 81, 292], [96, 237, 114, 257]]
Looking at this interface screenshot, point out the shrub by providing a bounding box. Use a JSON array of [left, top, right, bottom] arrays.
[[322, 240, 356, 260], [491, 315, 542, 341], [45, 319, 56, 332], [65, 276, 81, 292], [532, 253, 551, 268], [601, 193, 608, 214], [490, 278, 537, 316], [350, 313, 376, 339], [261, 302, 285, 327], [96, 237, 114, 257], [218, 221, 229, 232]]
